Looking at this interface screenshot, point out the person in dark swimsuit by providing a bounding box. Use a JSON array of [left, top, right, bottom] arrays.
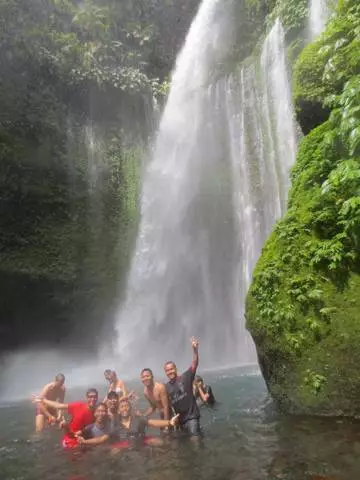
[[112, 398, 179, 450], [164, 337, 201, 439], [193, 375, 216, 407]]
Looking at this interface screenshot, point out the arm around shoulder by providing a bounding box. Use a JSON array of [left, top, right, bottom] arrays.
[[77, 435, 109, 446]]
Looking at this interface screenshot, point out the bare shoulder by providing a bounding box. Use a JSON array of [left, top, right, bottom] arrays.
[[156, 382, 166, 393], [43, 382, 55, 391]]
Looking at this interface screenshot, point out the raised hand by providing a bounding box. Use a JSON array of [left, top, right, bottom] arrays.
[[48, 416, 57, 425], [190, 337, 199, 349], [128, 391, 138, 402], [58, 419, 67, 430], [77, 436, 85, 445], [31, 394, 42, 404], [169, 413, 180, 427]]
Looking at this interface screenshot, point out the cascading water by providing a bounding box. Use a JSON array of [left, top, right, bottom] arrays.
[[309, 0, 329, 38], [115, 0, 298, 370]]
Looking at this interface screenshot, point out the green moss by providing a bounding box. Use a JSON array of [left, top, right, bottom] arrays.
[[246, 0, 360, 416], [293, 0, 360, 134]]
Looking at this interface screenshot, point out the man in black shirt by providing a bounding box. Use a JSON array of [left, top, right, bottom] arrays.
[[164, 337, 201, 438]]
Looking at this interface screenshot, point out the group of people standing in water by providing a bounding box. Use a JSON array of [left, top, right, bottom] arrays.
[[32, 337, 215, 450]]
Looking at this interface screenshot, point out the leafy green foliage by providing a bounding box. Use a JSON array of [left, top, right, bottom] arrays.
[[294, 0, 360, 134], [247, 0, 360, 415], [266, 0, 308, 35], [304, 370, 327, 395], [0, 0, 199, 352]]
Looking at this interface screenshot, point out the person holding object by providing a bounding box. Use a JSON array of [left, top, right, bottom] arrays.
[[193, 375, 216, 407], [164, 337, 201, 438]]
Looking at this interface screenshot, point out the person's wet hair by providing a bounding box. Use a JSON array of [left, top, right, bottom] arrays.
[[104, 369, 113, 376], [195, 375, 203, 383], [86, 388, 98, 397], [107, 391, 119, 400], [55, 373, 65, 382], [95, 402, 107, 412], [141, 368, 153, 376], [164, 361, 175, 368]]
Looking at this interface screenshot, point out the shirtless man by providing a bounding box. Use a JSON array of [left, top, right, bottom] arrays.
[[35, 373, 66, 433], [140, 368, 170, 423]]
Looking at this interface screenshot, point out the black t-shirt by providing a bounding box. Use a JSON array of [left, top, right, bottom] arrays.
[[166, 368, 200, 424], [111, 416, 147, 445]]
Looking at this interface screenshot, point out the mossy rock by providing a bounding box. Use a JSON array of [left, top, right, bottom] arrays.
[[246, 83, 360, 415], [293, 42, 331, 134], [293, 0, 360, 134]]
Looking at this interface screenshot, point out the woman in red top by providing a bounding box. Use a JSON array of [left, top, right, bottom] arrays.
[[33, 388, 98, 448]]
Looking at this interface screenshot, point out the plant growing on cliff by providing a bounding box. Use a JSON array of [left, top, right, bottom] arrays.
[[266, 0, 308, 35], [246, 0, 360, 415]]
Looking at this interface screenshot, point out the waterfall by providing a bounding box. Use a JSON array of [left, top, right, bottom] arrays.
[[309, 0, 329, 38], [114, 0, 298, 371]]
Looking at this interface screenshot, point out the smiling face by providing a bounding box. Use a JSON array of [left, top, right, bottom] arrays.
[[104, 370, 116, 383], [119, 399, 131, 419], [107, 395, 119, 412], [140, 369, 154, 387], [86, 390, 98, 408], [164, 362, 177, 380], [94, 404, 108, 424]]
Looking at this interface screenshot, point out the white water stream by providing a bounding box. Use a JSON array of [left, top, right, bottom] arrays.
[[115, 1, 298, 370], [309, 0, 330, 38]]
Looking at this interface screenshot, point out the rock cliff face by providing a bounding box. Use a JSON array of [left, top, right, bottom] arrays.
[[0, 0, 200, 353], [246, 0, 360, 415]]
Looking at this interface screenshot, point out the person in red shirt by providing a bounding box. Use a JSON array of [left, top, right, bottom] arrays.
[[33, 388, 98, 449]]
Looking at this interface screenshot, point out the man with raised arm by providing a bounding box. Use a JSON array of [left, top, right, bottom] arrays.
[[140, 368, 170, 423], [164, 337, 201, 438], [33, 388, 98, 448], [35, 373, 66, 433]]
